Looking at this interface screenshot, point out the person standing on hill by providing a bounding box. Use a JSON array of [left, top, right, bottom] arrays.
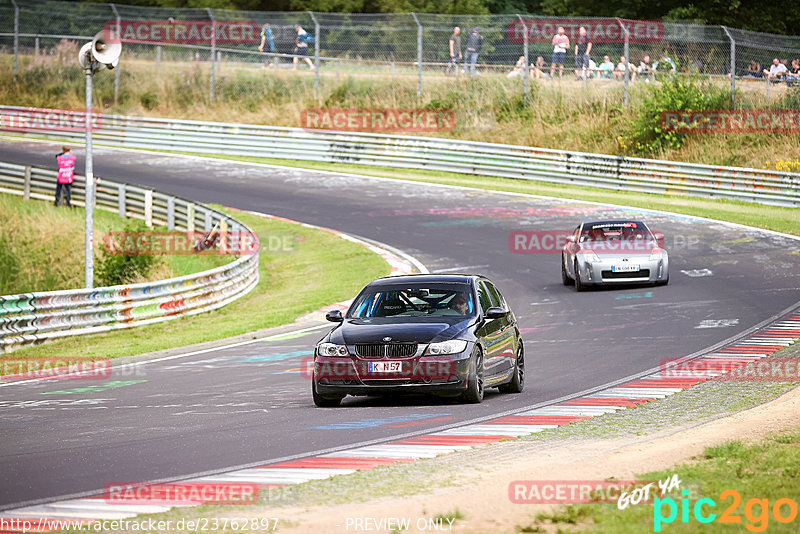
[[574, 26, 592, 80], [55, 146, 75, 208], [446, 26, 461, 76], [464, 26, 483, 77], [550, 26, 569, 79]]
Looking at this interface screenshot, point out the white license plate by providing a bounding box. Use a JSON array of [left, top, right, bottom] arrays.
[[612, 264, 640, 272], [368, 361, 402, 373]]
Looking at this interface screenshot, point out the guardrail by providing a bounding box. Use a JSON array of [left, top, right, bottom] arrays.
[[0, 160, 259, 353], [1, 106, 797, 207]]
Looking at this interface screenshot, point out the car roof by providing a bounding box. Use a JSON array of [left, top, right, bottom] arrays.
[[368, 274, 478, 286]]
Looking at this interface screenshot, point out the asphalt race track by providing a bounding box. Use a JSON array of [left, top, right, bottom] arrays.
[[1, 140, 798, 509]]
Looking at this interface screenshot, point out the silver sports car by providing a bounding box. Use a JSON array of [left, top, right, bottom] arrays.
[[561, 220, 669, 291]]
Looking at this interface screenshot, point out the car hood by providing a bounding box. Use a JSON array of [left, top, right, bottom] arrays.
[[330, 317, 472, 345]]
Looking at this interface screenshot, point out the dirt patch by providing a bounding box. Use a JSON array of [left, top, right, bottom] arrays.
[[269, 384, 800, 534]]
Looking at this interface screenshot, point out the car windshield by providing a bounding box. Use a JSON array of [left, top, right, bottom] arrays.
[[349, 283, 476, 318], [580, 222, 653, 243]]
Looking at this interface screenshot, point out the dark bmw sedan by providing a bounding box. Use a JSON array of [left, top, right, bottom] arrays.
[[312, 274, 524, 406]]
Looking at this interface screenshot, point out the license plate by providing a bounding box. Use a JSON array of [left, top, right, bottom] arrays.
[[368, 361, 402, 373], [612, 264, 640, 272]]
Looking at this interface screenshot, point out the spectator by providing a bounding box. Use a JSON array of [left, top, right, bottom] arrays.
[[464, 26, 483, 77], [638, 54, 654, 83], [788, 59, 800, 84], [574, 26, 592, 80], [55, 146, 75, 208], [258, 23, 276, 53], [550, 26, 569, 79], [292, 24, 315, 72], [653, 51, 677, 75], [748, 59, 763, 78], [507, 56, 526, 78], [531, 56, 546, 79], [688, 57, 703, 74], [763, 57, 787, 80], [446, 26, 461, 76], [598, 55, 614, 79], [258, 22, 276, 69], [615, 55, 636, 82]]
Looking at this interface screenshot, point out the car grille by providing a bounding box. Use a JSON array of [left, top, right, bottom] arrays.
[[354, 343, 418, 358], [601, 269, 651, 279]]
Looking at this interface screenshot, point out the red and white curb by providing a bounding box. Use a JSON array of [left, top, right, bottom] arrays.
[[3, 312, 798, 530]]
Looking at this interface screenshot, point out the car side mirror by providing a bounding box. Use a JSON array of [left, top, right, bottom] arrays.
[[484, 306, 507, 319], [325, 310, 344, 323]]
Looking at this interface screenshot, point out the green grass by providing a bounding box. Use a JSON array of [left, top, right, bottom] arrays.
[[0, 192, 228, 294], [514, 426, 800, 533], [3, 205, 389, 360], [162, 153, 800, 237]]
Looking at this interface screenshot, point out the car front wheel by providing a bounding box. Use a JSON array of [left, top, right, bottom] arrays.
[[574, 260, 587, 292], [499, 343, 524, 394], [462, 347, 484, 404], [561, 254, 573, 286], [312, 380, 344, 407]]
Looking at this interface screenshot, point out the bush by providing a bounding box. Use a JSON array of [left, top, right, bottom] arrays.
[[624, 75, 731, 155], [139, 90, 159, 110], [95, 220, 161, 286]]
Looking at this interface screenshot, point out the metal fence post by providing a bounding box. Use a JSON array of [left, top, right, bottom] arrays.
[[11, 0, 19, 77], [206, 8, 216, 102], [411, 12, 422, 99], [156, 45, 161, 71], [167, 196, 175, 230], [144, 189, 153, 227], [118, 183, 125, 217], [722, 26, 736, 109], [23, 166, 30, 200], [186, 203, 195, 232], [517, 15, 529, 101], [618, 18, 630, 109], [110, 3, 121, 103], [204, 210, 212, 232], [308, 11, 320, 92]]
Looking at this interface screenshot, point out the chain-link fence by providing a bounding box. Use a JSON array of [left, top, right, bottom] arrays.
[[2, 0, 800, 108]]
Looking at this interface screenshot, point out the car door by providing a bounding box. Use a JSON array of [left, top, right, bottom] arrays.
[[475, 280, 507, 378], [483, 281, 517, 373]]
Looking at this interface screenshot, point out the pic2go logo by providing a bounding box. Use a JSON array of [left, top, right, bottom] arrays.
[[654, 489, 798, 532]]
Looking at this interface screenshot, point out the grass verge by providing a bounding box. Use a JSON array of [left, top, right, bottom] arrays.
[[0, 192, 229, 294], [2, 205, 389, 360]]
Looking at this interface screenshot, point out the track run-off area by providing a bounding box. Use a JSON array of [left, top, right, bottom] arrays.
[[0, 140, 798, 511]]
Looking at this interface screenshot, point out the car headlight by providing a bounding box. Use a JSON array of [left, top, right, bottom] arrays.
[[317, 342, 349, 357], [582, 249, 601, 263], [649, 247, 664, 261], [425, 340, 468, 355]]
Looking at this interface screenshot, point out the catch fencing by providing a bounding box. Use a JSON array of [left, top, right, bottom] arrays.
[[1, 106, 796, 207], [0, 159, 259, 353], [2, 0, 800, 107]]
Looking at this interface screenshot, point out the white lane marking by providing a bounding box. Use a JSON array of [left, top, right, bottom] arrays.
[[696, 319, 739, 329], [681, 269, 714, 277], [433, 265, 490, 273]]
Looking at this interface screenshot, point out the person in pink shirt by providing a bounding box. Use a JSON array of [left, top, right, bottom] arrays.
[[550, 26, 570, 79], [55, 146, 76, 208]]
